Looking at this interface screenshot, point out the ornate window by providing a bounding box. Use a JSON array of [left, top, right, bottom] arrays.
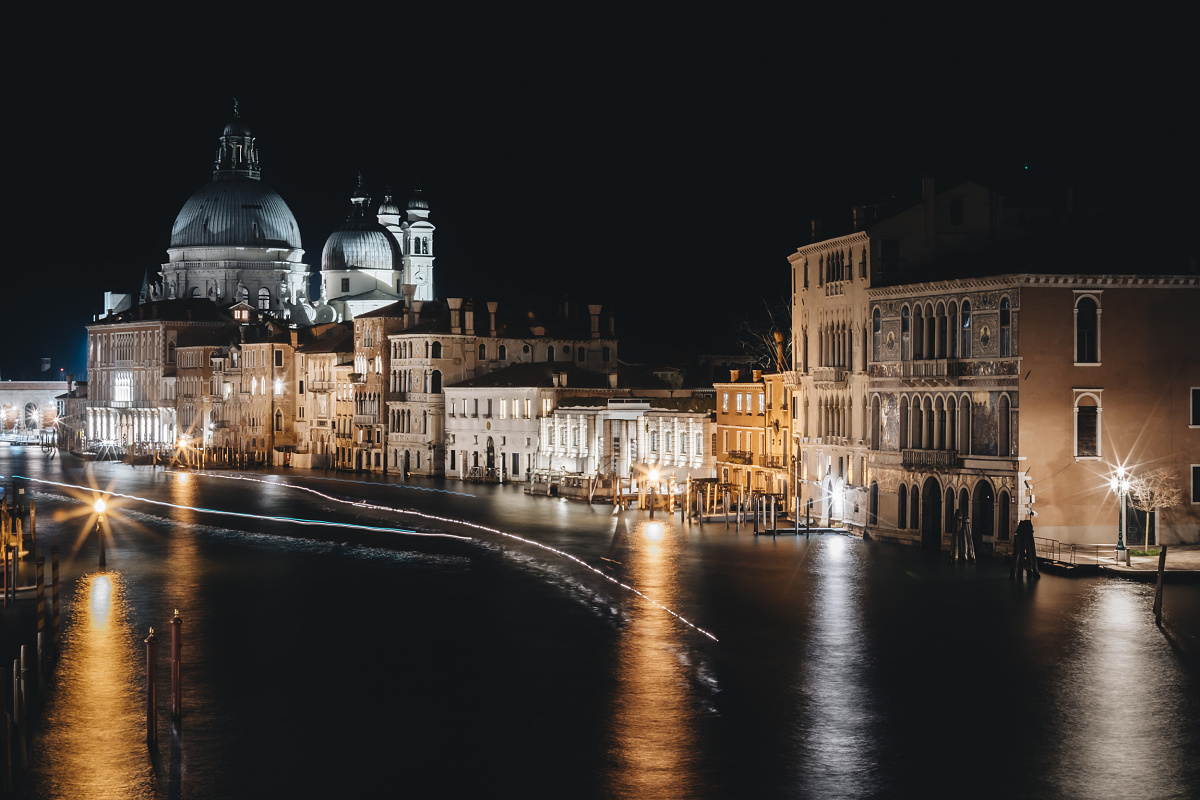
[[1075, 293, 1100, 364], [258, 287, 270, 310], [872, 308, 882, 361], [1000, 297, 1011, 356], [961, 300, 972, 358]]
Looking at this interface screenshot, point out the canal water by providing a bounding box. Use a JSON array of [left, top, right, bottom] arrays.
[[3, 448, 1198, 799]]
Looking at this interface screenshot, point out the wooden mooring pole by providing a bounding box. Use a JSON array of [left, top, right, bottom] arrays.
[[145, 629, 158, 743], [1152, 545, 1167, 626], [171, 610, 183, 719]]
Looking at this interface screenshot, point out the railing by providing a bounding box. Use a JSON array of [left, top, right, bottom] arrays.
[[901, 449, 959, 467], [1033, 537, 1114, 567], [352, 414, 376, 425], [726, 450, 753, 465], [465, 465, 501, 483], [812, 366, 848, 384], [762, 455, 786, 469]]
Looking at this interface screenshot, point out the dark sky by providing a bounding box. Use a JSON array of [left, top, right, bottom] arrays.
[[7, 5, 1195, 380]]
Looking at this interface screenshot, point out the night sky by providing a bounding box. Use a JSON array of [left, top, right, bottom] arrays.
[[8, 5, 1194, 380]]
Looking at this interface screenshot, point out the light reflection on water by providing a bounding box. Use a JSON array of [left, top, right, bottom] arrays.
[[605, 516, 703, 800], [28, 572, 157, 799], [799, 535, 879, 798]]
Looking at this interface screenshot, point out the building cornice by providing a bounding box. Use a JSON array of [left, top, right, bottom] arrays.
[[869, 272, 1199, 298], [791, 231, 871, 260]]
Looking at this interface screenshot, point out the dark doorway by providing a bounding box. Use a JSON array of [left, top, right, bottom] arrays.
[[972, 480, 994, 550], [921, 477, 942, 550], [486, 437, 495, 469]]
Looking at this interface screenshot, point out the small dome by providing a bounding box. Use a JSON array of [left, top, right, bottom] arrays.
[[378, 194, 402, 216], [223, 118, 252, 138], [408, 190, 429, 210], [322, 220, 401, 273], [171, 177, 300, 250]]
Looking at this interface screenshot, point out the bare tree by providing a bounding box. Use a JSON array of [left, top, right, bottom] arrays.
[[736, 299, 792, 373], [1128, 468, 1185, 548]]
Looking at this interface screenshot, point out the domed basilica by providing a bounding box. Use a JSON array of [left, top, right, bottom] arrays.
[[148, 107, 434, 324]]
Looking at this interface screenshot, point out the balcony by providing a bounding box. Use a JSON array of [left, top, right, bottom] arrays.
[[350, 372, 365, 385], [812, 366, 848, 386], [762, 455, 786, 470], [901, 449, 959, 468], [353, 414, 376, 426], [726, 450, 754, 465]]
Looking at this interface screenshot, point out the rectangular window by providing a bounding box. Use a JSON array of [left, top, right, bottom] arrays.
[[723, 392, 729, 412], [736, 394, 742, 413], [298, 380, 304, 394], [758, 393, 764, 414], [487, 399, 493, 417], [525, 399, 531, 419], [736, 431, 742, 449], [723, 431, 728, 452], [274, 350, 283, 367], [341, 278, 350, 292], [1193, 465, 1199, 503], [1191, 388, 1200, 427], [500, 399, 507, 419]]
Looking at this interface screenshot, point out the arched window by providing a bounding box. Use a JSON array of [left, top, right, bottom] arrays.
[[274, 410, 283, 431], [872, 308, 882, 361], [961, 300, 972, 358], [1074, 392, 1100, 458], [478, 343, 487, 360], [898, 484, 908, 528], [258, 287, 271, 310], [190, 287, 201, 298], [547, 346, 555, 362], [901, 306, 911, 361], [947, 303, 958, 358], [431, 341, 442, 359], [498, 345, 507, 360], [910, 485, 920, 531], [899, 395, 909, 450], [999, 395, 1011, 457], [1075, 295, 1099, 363], [431, 370, 442, 394], [1000, 297, 1011, 357]]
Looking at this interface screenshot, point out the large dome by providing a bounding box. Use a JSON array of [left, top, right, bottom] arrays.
[[322, 219, 401, 272], [170, 177, 302, 250]]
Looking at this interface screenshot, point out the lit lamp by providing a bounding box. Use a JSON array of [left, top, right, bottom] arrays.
[[94, 497, 108, 569], [1109, 467, 1131, 556]]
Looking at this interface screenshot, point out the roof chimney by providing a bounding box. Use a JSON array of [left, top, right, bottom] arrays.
[[464, 302, 475, 335], [401, 284, 417, 328], [412, 301, 423, 324], [608, 372, 619, 389], [487, 301, 499, 337], [752, 369, 762, 382], [447, 297, 463, 334], [730, 369, 740, 382], [922, 176, 936, 256], [588, 304, 602, 339]]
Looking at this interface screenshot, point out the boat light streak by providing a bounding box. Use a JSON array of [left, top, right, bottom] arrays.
[[21, 473, 717, 641], [15, 475, 472, 542]]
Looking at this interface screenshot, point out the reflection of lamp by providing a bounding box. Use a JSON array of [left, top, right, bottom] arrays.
[[1109, 466, 1131, 554], [94, 497, 108, 569]]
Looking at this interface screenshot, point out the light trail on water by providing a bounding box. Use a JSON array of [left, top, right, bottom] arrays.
[[16, 474, 473, 542], [23, 471, 718, 641]]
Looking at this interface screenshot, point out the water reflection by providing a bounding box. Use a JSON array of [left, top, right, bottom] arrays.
[[799, 536, 879, 797], [605, 515, 702, 799], [28, 572, 156, 799], [1050, 582, 1197, 799]]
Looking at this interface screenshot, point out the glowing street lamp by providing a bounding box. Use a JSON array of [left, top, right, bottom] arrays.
[[94, 496, 108, 569], [1109, 466, 1131, 554]]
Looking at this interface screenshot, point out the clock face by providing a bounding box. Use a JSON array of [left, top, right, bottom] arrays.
[[415, 270, 427, 285]]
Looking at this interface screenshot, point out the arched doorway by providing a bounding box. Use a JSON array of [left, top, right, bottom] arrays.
[[972, 479, 995, 550], [944, 487, 955, 535], [997, 491, 1011, 541], [486, 437, 495, 469], [921, 477, 942, 550], [404, 450, 411, 474]]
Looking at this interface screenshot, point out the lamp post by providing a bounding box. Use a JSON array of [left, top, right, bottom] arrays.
[[95, 497, 107, 569], [1109, 467, 1131, 556]]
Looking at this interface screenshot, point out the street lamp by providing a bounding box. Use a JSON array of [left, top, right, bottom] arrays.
[[94, 497, 107, 569], [1109, 466, 1131, 555]]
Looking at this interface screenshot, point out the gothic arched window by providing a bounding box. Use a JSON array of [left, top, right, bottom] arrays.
[[1000, 297, 1011, 356], [1075, 295, 1099, 363]]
